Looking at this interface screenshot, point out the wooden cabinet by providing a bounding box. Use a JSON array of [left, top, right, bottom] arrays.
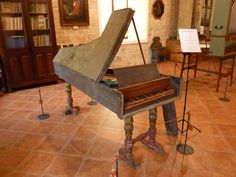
[[166, 39, 183, 63], [0, 0, 58, 91]]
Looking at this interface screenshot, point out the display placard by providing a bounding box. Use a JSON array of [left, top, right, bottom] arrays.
[[178, 29, 201, 53]]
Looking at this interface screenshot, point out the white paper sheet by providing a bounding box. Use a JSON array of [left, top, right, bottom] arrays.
[[178, 29, 202, 53]]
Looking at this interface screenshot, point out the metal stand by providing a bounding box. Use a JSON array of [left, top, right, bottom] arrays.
[[177, 113, 194, 155], [110, 153, 119, 177], [219, 68, 231, 102], [87, 99, 97, 106], [177, 53, 201, 155], [38, 88, 50, 120], [116, 154, 119, 177]]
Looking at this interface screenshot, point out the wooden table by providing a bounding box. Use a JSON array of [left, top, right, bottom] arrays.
[[190, 51, 236, 92]]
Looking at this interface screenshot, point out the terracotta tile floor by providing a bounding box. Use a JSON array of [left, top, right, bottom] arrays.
[[0, 60, 236, 177]]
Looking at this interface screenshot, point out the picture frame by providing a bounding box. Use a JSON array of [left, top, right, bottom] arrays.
[[58, 0, 89, 26], [152, 0, 164, 19]]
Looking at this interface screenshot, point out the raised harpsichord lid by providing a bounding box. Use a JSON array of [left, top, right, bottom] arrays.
[[53, 8, 135, 81]]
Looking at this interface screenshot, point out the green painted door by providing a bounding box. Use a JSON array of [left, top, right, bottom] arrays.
[[211, 0, 232, 36], [210, 0, 234, 56]]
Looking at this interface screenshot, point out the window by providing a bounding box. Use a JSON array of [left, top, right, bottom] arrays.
[[98, 0, 149, 44]]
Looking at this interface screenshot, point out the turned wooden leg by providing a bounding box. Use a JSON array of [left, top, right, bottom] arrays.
[[63, 83, 79, 116], [148, 108, 157, 143], [142, 108, 164, 154], [119, 116, 141, 169], [124, 116, 134, 160]]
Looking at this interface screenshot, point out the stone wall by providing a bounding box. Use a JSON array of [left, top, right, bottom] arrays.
[[51, 0, 179, 67], [178, 0, 194, 29]]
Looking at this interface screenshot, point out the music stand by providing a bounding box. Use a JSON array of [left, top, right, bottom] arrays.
[[177, 53, 201, 155], [177, 29, 202, 155]]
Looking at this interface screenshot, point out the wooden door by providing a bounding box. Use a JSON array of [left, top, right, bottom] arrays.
[[210, 0, 234, 56], [211, 0, 232, 36]]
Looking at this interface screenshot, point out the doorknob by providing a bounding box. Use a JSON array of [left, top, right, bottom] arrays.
[[214, 25, 224, 30]]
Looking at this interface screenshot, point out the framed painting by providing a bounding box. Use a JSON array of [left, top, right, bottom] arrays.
[[58, 0, 89, 26]]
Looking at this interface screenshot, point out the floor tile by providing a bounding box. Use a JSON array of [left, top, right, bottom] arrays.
[[16, 151, 55, 174], [0, 118, 17, 129], [9, 110, 33, 121], [87, 140, 121, 160], [199, 135, 232, 153], [8, 172, 41, 177], [216, 124, 236, 136], [210, 113, 236, 125], [0, 131, 25, 148], [7, 101, 28, 110], [146, 166, 171, 177], [0, 109, 17, 119], [82, 114, 105, 127], [225, 137, 236, 152], [96, 127, 124, 143], [0, 167, 13, 177], [49, 123, 79, 137], [21, 102, 40, 111], [193, 123, 220, 136], [117, 160, 145, 177], [0, 147, 29, 169], [43, 113, 65, 122], [30, 122, 59, 135], [37, 136, 68, 153], [9, 120, 37, 132], [77, 159, 112, 177], [169, 168, 213, 177], [74, 126, 98, 140], [46, 154, 82, 177], [212, 169, 236, 177], [62, 138, 93, 156], [203, 151, 236, 171], [62, 114, 86, 124], [14, 134, 45, 150]]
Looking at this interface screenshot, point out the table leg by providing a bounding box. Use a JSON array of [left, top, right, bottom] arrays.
[[216, 59, 223, 92], [230, 57, 235, 86], [180, 54, 186, 78], [194, 55, 199, 78]]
